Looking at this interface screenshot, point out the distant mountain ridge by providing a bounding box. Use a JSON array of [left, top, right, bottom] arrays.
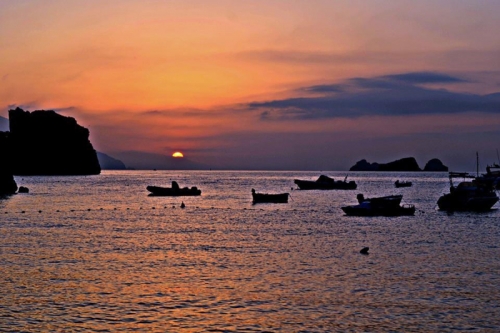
[[110, 150, 210, 170], [97, 152, 126, 170]]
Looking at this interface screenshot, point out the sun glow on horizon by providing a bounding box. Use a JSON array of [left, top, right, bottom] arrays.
[[172, 152, 184, 158]]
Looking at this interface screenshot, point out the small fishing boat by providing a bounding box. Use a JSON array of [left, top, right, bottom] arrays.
[[251, 188, 289, 204], [294, 175, 357, 190], [342, 194, 415, 216], [395, 180, 412, 188], [147, 181, 201, 196]]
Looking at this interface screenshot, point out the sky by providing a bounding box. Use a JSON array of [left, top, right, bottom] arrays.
[[1, 0, 500, 170]]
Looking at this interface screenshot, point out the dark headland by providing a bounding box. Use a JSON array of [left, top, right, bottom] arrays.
[[349, 157, 448, 172], [4, 107, 101, 175], [0, 131, 17, 195]]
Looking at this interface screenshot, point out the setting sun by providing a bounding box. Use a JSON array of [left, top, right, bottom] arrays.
[[172, 152, 184, 158]]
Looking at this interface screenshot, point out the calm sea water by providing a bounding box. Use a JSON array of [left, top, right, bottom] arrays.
[[1, 171, 499, 332]]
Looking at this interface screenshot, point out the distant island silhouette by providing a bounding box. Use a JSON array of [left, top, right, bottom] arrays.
[[96, 152, 126, 170], [349, 157, 448, 172], [5, 107, 101, 175]]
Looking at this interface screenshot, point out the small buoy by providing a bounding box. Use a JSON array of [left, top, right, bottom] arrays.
[[140, 207, 142, 210], [88, 209, 91, 211], [100, 208, 103, 210], [360, 247, 369, 255], [21, 211, 25, 214], [127, 208, 130, 210], [38, 210, 42, 213], [56, 210, 60, 212], [114, 208, 117, 210], [152, 207, 156, 209], [180, 202, 185, 209]]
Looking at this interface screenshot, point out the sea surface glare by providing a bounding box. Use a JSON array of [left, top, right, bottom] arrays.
[[1, 171, 499, 332]]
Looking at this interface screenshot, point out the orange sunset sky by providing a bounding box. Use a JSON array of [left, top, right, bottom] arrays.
[[1, 0, 500, 170]]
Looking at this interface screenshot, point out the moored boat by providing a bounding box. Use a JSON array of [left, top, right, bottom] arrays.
[[395, 180, 412, 188], [475, 163, 500, 190], [251, 188, 289, 204], [342, 193, 415, 216], [147, 181, 201, 196], [437, 172, 498, 211], [294, 175, 357, 190]]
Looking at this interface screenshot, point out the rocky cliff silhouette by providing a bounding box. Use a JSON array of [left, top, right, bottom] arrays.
[[350, 157, 421, 171], [0, 131, 17, 194], [350, 157, 448, 171], [8, 108, 101, 175], [423, 158, 448, 171]]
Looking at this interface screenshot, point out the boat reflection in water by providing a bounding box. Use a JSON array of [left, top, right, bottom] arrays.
[[342, 194, 415, 216], [437, 172, 499, 211]]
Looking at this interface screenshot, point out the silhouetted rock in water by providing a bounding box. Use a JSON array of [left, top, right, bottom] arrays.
[[97, 152, 126, 170], [350, 157, 421, 171], [180, 201, 185, 209], [380, 157, 421, 171], [18, 186, 29, 193], [0, 131, 17, 195], [360, 247, 369, 255], [349, 159, 380, 171], [423, 158, 448, 172], [8, 108, 100, 175]]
